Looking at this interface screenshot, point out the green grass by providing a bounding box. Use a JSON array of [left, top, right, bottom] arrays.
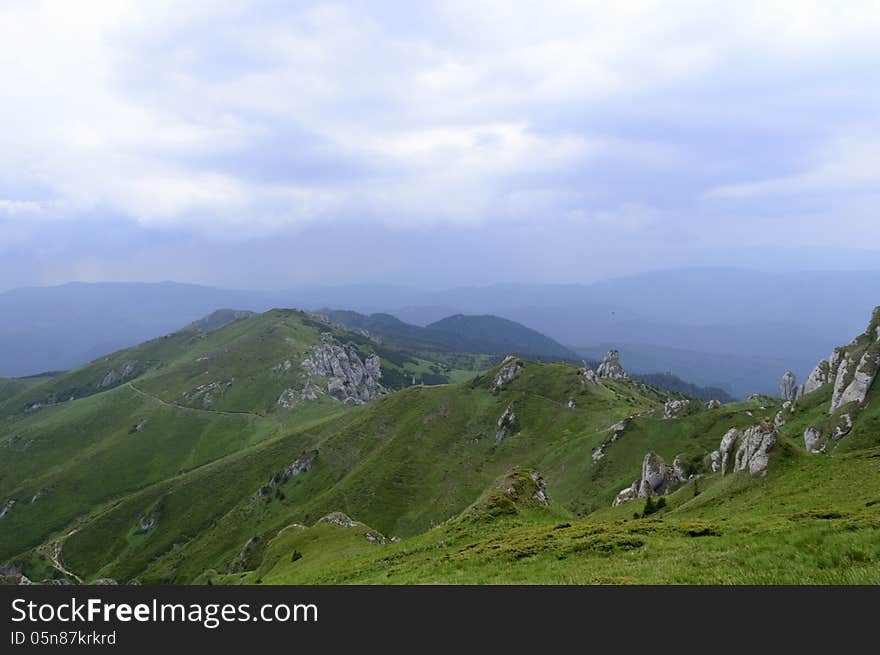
[[3, 308, 880, 586]]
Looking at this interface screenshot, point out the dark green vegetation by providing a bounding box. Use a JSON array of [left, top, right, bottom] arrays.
[[1, 306, 878, 585]]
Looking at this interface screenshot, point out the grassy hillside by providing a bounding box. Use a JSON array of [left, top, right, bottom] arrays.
[[0, 308, 495, 568], [2, 307, 878, 586]]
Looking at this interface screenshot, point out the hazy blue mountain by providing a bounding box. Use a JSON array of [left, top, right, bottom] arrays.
[[0, 282, 278, 377], [317, 309, 578, 360], [1, 268, 877, 396]]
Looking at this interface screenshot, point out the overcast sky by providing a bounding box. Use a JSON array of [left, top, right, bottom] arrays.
[[2, 1, 879, 291]]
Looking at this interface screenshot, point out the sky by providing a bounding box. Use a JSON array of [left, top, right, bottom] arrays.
[[1, 0, 879, 291]]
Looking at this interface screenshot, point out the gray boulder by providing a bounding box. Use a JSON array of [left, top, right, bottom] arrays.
[[803, 427, 824, 453]]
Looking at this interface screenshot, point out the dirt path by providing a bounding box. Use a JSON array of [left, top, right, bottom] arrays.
[[41, 530, 84, 583]]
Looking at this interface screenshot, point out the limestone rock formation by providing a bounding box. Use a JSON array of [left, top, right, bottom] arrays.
[[582, 366, 601, 385], [613, 450, 686, 506], [718, 428, 741, 476], [492, 357, 523, 392], [706, 399, 722, 410], [0, 499, 14, 518], [256, 451, 318, 498], [780, 371, 797, 401], [596, 350, 628, 380], [663, 399, 689, 419], [830, 348, 879, 413], [301, 333, 385, 405], [495, 404, 518, 444], [318, 512, 360, 528], [99, 361, 139, 389], [733, 425, 777, 476], [803, 427, 824, 453], [592, 421, 627, 462]]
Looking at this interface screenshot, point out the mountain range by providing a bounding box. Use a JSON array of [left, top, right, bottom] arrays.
[[1, 301, 878, 585], [3, 268, 879, 397]]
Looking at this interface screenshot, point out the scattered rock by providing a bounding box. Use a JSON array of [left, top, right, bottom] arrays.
[[706, 399, 722, 410], [128, 419, 147, 435], [185, 380, 234, 408], [92, 578, 118, 585], [567, 398, 575, 409], [582, 366, 601, 385], [318, 512, 360, 528], [596, 350, 628, 380], [833, 413, 853, 440], [671, 454, 689, 483], [272, 360, 293, 372], [663, 399, 690, 419], [0, 499, 14, 519], [530, 471, 550, 504], [495, 405, 518, 444], [773, 410, 786, 430]]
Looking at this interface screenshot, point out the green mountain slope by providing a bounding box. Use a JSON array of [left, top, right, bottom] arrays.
[[0, 308, 495, 568], [2, 306, 878, 586]]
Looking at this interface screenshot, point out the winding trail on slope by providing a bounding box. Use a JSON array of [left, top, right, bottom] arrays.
[[127, 382, 266, 418]]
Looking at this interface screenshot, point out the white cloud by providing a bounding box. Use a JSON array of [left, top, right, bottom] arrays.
[[1, 0, 879, 246]]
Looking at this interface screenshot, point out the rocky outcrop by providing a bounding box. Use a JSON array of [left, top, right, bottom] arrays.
[[256, 451, 318, 498], [830, 348, 879, 413], [318, 512, 360, 528], [709, 425, 777, 475], [733, 425, 777, 476], [185, 379, 233, 408], [612, 450, 687, 506], [495, 405, 518, 444], [0, 499, 14, 519], [277, 379, 325, 409], [706, 399, 722, 410], [492, 357, 523, 392], [663, 399, 689, 419], [582, 367, 601, 385], [99, 361, 139, 389], [596, 350, 628, 380], [302, 334, 384, 405], [138, 503, 163, 531], [780, 371, 797, 401], [773, 410, 786, 430], [592, 421, 627, 462], [803, 426, 824, 453], [530, 471, 550, 504]]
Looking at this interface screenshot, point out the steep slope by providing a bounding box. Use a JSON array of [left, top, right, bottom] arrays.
[[3, 307, 879, 585], [0, 308, 485, 567]]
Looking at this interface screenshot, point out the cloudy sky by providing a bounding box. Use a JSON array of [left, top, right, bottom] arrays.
[[2, 0, 879, 291]]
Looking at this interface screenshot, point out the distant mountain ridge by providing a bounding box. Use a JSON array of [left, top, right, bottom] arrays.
[[316, 309, 578, 361]]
